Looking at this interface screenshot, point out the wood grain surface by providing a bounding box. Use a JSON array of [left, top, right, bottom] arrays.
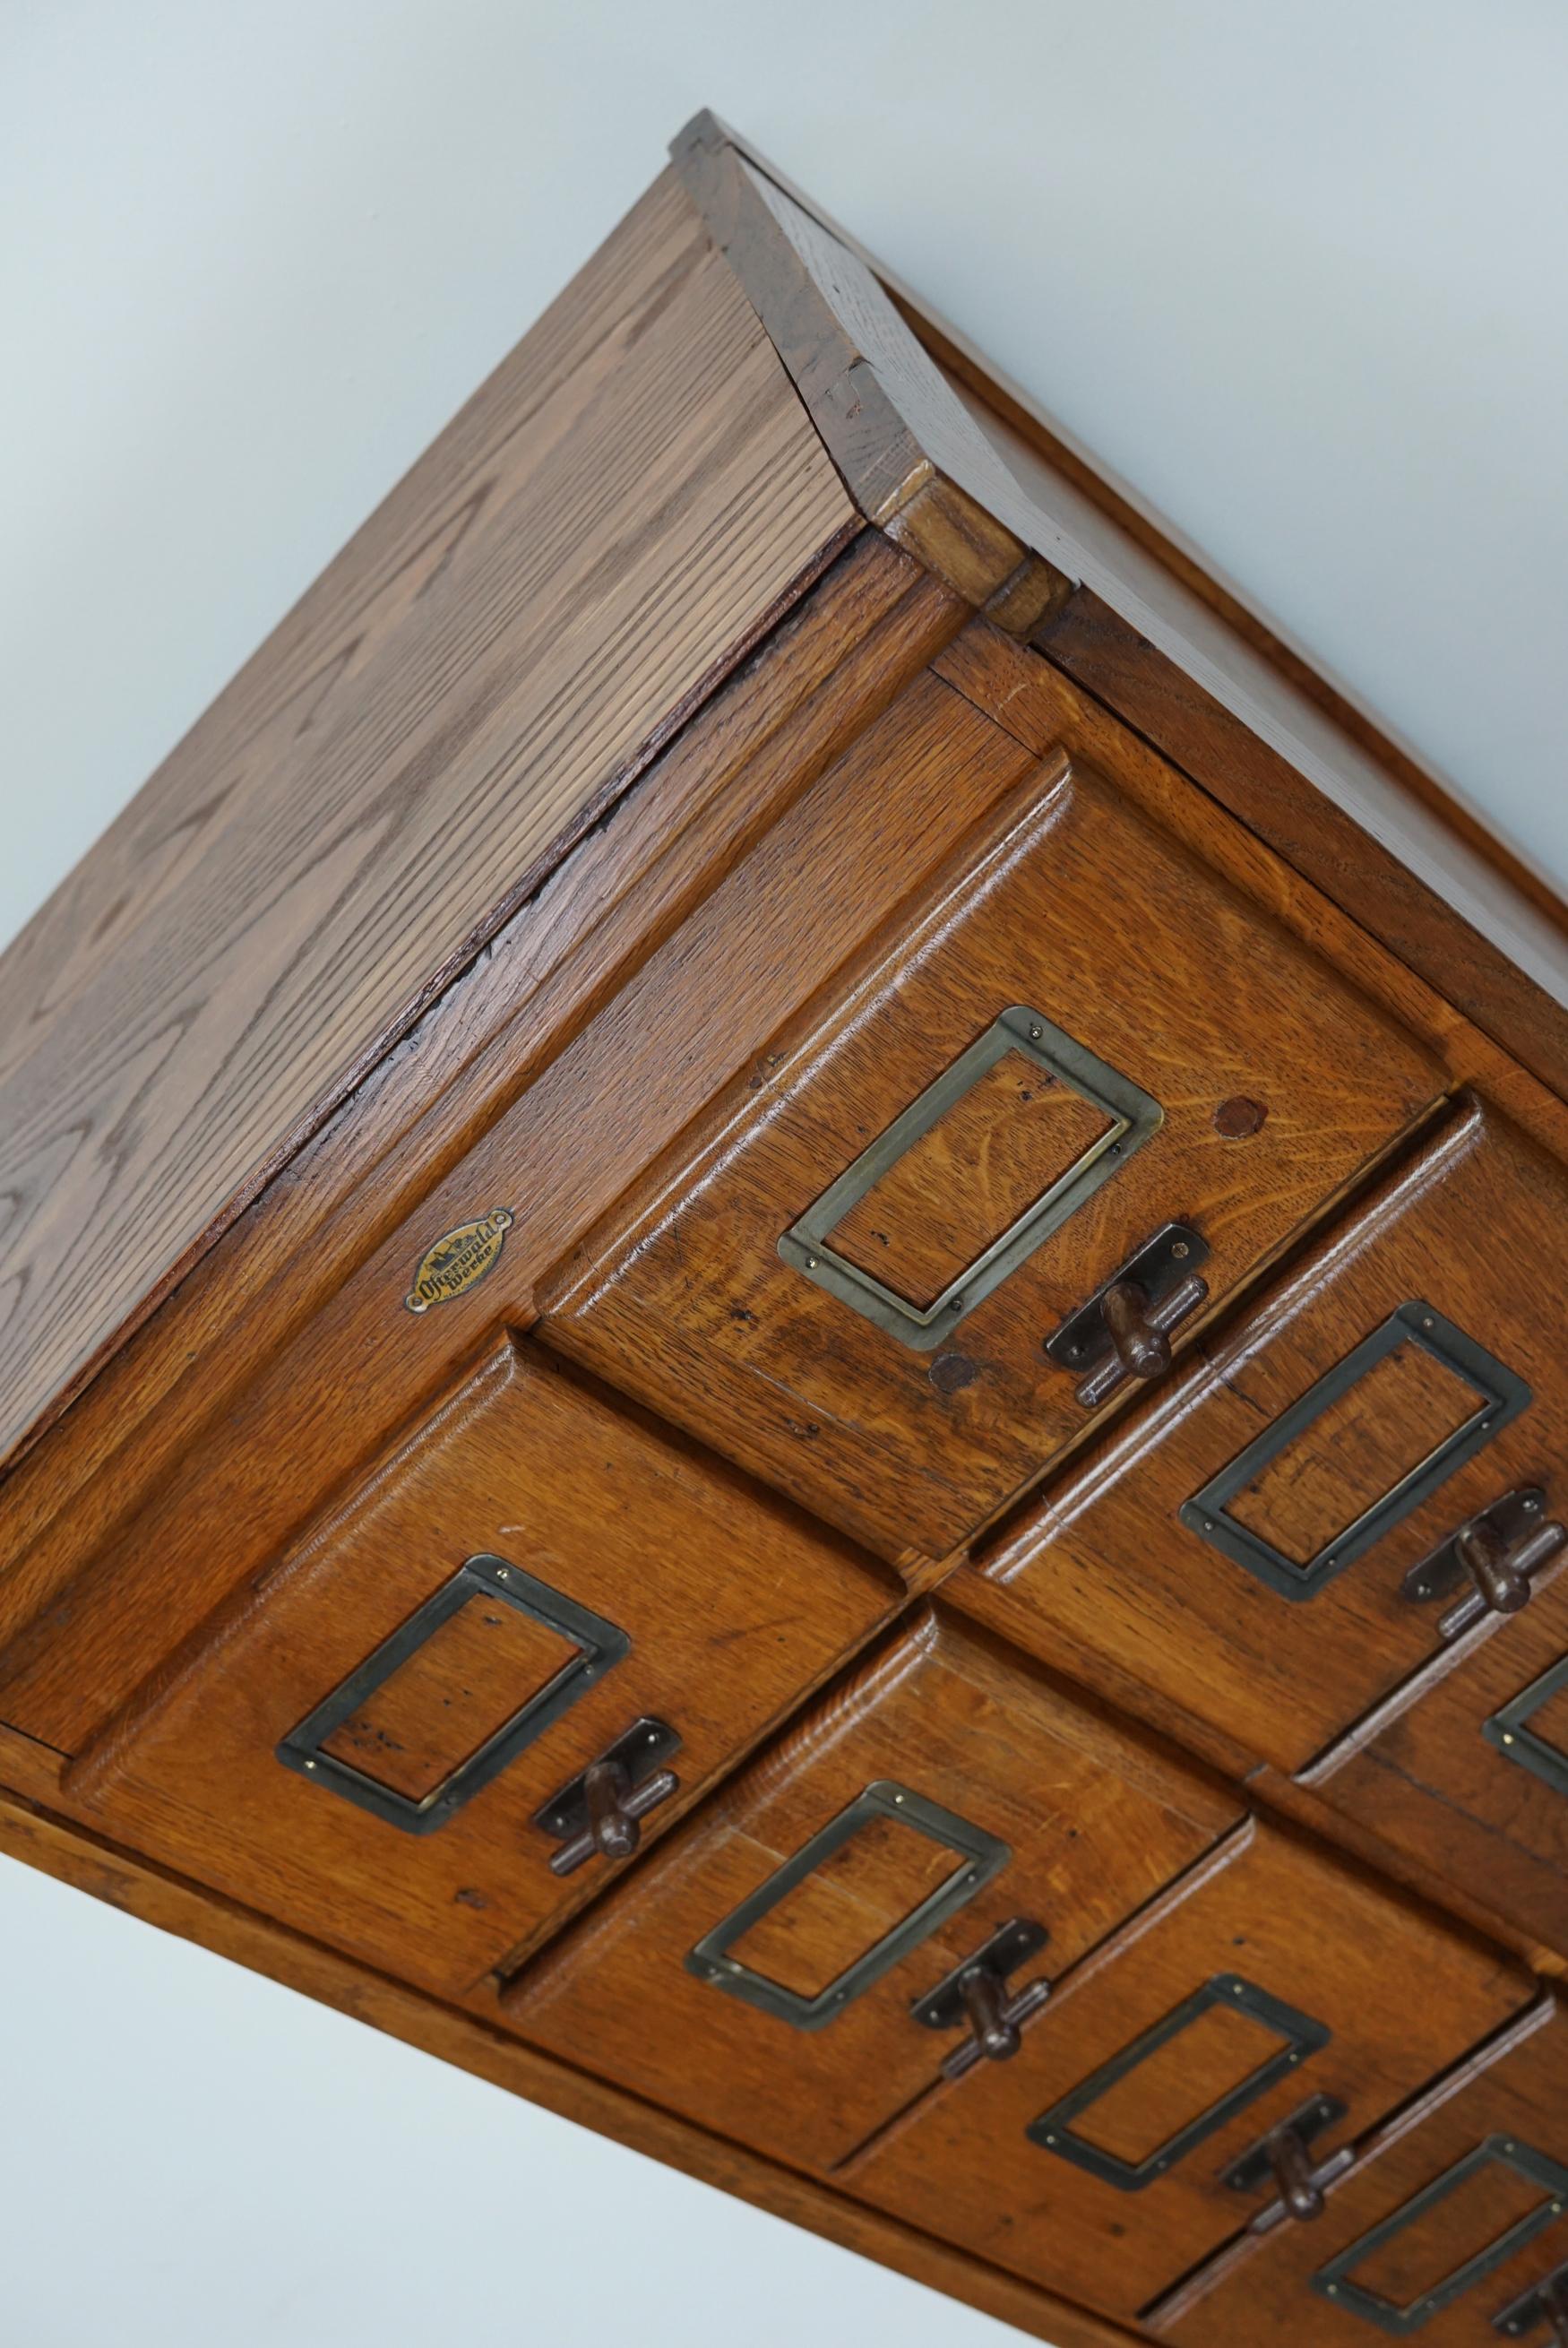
[[0, 540, 959, 1723], [0, 167, 855, 1467], [675, 113, 1568, 1100], [841, 1819, 1529, 2321], [0, 1787, 1141, 2348], [0, 667, 1030, 1756], [502, 1607, 1238, 2171], [543, 710, 1442, 1561], [1306, 1539, 1568, 1955], [61, 1339, 895, 1993], [11, 123, 1568, 2348], [1150, 1998, 1568, 2344], [950, 1099, 1568, 1779]]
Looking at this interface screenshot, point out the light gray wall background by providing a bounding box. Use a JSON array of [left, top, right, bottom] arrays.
[[2, 4, 1564, 2343]]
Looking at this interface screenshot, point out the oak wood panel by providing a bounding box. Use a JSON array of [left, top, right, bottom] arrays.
[[1152, 2000, 1568, 2345], [933, 621, 1568, 1239], [1223, 1338, 1476, 1563], [0, 167, 856, 1470], [828, 1052, 1115, 1305], [501, 1608, 1239, 2171], [542, 728, 1442, 1561], [842, 1820, 1530, 2322], [0, 1721, 65, 1804], [958, 377, 1568, 1036], [0, 659, 1026, 1755], [905, 309, 1568, 940], [951, 1101, 1568, 1780], [672, 116, 1053, 612], [676, 113, 1568, 1103], [0, 540, 957, 1657], [61, 1339, 895, 1994], [1245, 1762, 1568, 1984], [1305, 1550, 1568, 1956], [0, 1791, 1140, 2348]]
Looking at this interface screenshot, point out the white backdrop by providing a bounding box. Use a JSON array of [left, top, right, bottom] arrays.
[[3, 4, 1565, 2343]]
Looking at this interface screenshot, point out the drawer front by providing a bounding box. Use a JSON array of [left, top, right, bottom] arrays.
[[950, 1102, 1568, 1775], [499, 1608, 1241, 2171], [1153, 2000, 1568, 2346], [1308, 1570, 1568, 1955], [842, 1821, 1529, 2322], [540, 753, 1439, 1562], [65, 1342, 895, 1993]]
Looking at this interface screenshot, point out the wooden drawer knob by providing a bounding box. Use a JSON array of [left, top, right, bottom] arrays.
[[533, 1717, 682, 1878], [1401, 1489, 1566, 1640], [1045, 1222, 1211, 1408], [1222, 2093, 1354, 2231], [910, 1918, 1053, 2083]]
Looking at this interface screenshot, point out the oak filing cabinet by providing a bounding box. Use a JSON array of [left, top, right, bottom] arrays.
[[3, 111, 1568, 2347]]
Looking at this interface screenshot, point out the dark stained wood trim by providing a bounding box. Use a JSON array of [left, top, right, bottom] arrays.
[[1031, 583, 1568, 1100], [0, 1787, 1140, 2348], [943, 612, 1568, 1105], [671, 114, 1070, 616], [672, 112, 1568, 1106], [897, 309, 1568, 940], [683, 114, 1566, 930]]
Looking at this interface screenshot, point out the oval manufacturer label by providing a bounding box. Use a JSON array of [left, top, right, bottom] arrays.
[[403, 1208, 515, 1314]]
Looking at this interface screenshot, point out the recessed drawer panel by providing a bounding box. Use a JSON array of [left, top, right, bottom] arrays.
[[948, 1101, 1568, 1777], [842, 1821, 1529, 2323], [1306, 1562, 1568, 1956], [539, 755, 1440, 1561], [62, 1341, 895, 1994], [1150, 1999, 1568, 2346], [498, 1608, 1242, 2171]]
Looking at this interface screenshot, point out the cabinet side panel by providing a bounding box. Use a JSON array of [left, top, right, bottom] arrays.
[[0, 167, 855, 1467]]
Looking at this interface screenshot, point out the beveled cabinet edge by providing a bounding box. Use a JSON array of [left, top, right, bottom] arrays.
[[672, 111, 1568, 1103], [0, 1785, 1139, 2348]]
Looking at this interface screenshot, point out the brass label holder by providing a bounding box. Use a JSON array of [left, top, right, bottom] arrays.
[[778, 1006, 1161, 1351]]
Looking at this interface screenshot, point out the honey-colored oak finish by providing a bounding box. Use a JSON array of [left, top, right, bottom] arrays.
[[1305, 1567, 1568, 1957], [0, 1788, 1138, 2348], [843, 1821, 1529, 2322], [503, 1608, 1240, 2170], [544, 730, 1441, 1562], [949, 1100, 1568, 1791], [1152, 1998, 1568, 2345], [3, 116, 1567, 2348], [64, 1340, 895, 1992], [0, 167, 855, 1472]]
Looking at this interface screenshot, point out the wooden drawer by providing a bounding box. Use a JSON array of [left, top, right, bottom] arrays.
[[948, 1101, 1568, 1779], [539, 747, 1440, 1562], [499, 1608, 1242, 2171], [1151, 1998, 1568, 2346], [841, 1820, 1529, 2324], [1305, 1566, 1568, 1956], [62, 1341, 895, 1994]]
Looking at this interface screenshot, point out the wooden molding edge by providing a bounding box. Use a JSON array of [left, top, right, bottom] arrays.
[[0, 1786, 1137, 2347], [676, 111, 1564, 937], [673, 110, 1568, 1106], [671, 112, 1071, 622]]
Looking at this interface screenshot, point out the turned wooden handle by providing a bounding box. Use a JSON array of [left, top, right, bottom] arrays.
[[1457, 1517, 1536, 1616], [1100, 1281, 1173, 1382], [1270, 2123, 1328, 2223], [549, 1758, 678, 1878], [959, 1964, 1025, 2064]]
